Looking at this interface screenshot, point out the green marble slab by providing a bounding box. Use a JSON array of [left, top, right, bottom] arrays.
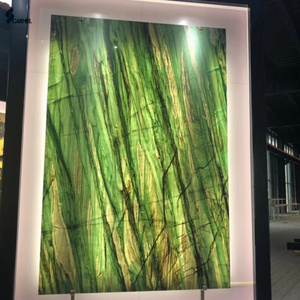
[[39, 15, 229, 294]]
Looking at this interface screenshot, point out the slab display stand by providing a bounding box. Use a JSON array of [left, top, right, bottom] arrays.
[[15, 1, 253, 300]]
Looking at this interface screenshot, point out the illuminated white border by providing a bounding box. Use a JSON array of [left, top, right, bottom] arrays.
[[0, 101, 6, 114], [16, 1, 253, 300]]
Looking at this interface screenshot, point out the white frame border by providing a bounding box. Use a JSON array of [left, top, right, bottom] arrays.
[[15, 1, 253, 299]]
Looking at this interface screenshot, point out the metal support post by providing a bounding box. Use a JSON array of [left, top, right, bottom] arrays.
[[201, 286, 207, 300]]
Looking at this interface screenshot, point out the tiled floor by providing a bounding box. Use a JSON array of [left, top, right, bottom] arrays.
[[270, 214, 300, 300]]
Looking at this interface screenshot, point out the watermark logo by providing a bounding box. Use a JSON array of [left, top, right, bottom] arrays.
[[5, 7, 14, 23], [5, 7, 32, 24]]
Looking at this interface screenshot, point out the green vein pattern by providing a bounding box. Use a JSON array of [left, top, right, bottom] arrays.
[[39, 15, 229, 294]]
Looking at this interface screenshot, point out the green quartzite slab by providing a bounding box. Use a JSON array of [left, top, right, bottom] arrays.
[[39, 15, 229, 294]]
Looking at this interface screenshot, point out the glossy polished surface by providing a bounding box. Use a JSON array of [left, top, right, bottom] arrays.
[[39, 16, 229, 294]]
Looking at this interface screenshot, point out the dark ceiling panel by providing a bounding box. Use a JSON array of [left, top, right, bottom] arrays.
[[264, 0, 300, 153], [264, 0, 300, 70]]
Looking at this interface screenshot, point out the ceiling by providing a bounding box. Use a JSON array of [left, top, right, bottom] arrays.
[[264, 0, 300, 154]]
